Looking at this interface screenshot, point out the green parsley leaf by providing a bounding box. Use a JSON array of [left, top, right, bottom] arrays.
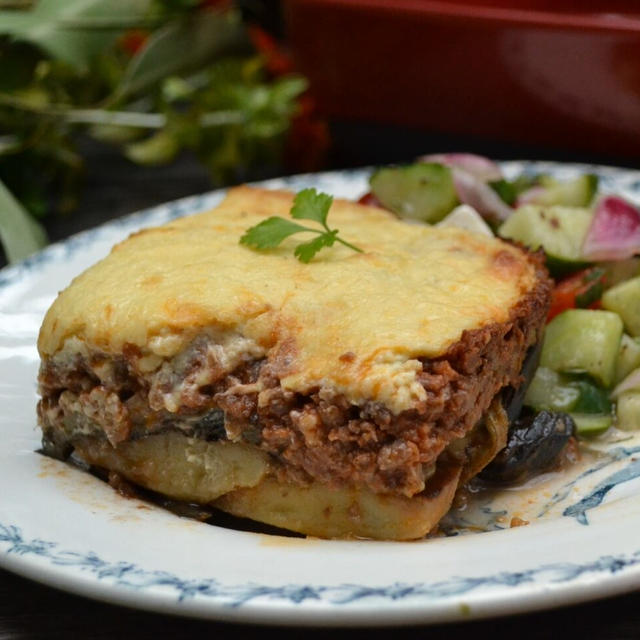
[[294, 229, 337, 263], [290, 187, 333, 225], [239, 216, 309, 249], [240, 188, 363, 261]]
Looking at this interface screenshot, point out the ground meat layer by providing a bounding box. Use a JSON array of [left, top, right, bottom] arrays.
[[38, 253, 551, 498]]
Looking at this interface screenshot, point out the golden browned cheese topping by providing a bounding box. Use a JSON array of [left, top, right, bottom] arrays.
[[38, 186, 538, 413]]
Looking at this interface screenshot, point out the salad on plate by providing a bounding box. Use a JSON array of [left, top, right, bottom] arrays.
[[360, 153, 640, 459]]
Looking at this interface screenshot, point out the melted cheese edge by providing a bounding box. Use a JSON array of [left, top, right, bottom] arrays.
[[39, 186, 538, 413]]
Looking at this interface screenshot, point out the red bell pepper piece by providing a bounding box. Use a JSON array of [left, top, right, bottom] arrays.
[[547, 267, 607, 322]]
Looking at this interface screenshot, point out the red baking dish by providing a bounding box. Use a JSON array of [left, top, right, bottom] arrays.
[[283, 0, 640, 158]]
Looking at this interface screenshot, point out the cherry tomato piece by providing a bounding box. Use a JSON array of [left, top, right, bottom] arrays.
[[547, 267, 607, 322], [357, 192, 385, 209]]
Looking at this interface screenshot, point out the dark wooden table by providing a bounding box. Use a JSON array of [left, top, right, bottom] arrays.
[[2, 129, 639, 639]]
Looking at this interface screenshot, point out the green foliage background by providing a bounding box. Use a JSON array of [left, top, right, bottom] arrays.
[[0, 0, 307, 261]]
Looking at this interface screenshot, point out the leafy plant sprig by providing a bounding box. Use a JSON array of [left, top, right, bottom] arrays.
[[240, 188, 363, 263], [0, 0, 313, 263]]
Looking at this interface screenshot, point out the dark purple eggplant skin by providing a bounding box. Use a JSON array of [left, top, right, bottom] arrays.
[[191, 409, 226, 441], [479, 410, 576, 485], [502, 341, 542, 424], [40, 428, 74, 461]]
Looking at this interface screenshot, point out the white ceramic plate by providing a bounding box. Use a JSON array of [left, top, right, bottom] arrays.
[[2, 162, 640, 627]]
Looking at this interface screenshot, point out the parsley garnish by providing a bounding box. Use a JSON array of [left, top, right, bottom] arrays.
[[239, 188, 363, 263]]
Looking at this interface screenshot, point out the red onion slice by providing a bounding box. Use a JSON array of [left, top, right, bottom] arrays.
[[611, 367, 640, 399], [451, 168, 513, 222], [515, 185, 547, 207], [582, 196, 640, 261], [419, 153, 503, 182]]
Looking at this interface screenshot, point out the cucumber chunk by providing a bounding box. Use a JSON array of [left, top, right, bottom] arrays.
[[498, 205, 593, 275], [615, 334, 640, 384], [524, 367, 611, 414], [533, 174, 598, 207], [569, 378, 612, 413], [570, 412, 612, 435], [540, 309, 623, 388], [524, 367, 580, 412], [601, 276, 640, 337], [490, 175, 537, 206], [369, 163, 458, 223], [616, 392, 640, 431]]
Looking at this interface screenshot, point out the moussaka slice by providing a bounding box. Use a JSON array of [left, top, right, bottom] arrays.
[[37, 186, 551, 540]]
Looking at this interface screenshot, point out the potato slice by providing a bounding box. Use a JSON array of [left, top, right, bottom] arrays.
[[214, 464, 462, 540], [74, 431, 270, 502], [76, 430, 463, 540]]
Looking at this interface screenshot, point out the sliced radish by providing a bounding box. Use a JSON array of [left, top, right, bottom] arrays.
[[582, 196, 640, 261], [419, 153, 503, 182]]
